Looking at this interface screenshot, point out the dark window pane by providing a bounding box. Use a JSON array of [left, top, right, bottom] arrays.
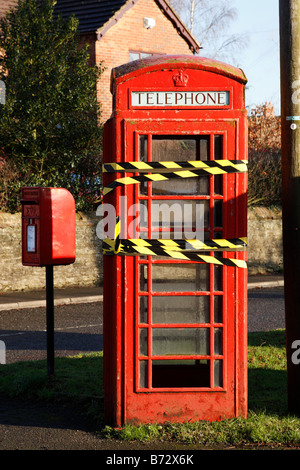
[[139, 297, 148, 323], [214, 200, 223, 228], [152, 359, 210, 388], [139, 328, 148, 356]]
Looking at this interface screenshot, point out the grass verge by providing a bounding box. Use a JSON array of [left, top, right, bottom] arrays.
[[0, 330, 299, 447]]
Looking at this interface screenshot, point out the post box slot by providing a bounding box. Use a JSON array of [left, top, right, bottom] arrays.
[[21, 199, 38, 204]]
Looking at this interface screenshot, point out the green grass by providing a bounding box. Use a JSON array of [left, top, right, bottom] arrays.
[[0, 330, 300, 447]]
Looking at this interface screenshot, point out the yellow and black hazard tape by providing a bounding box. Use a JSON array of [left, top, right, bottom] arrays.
[[103, 159, 247, 173], [103, 239, 247, 268], [103, 159, 247, 195], [102, 214, 247, 268], [105, 237, 247, 252]]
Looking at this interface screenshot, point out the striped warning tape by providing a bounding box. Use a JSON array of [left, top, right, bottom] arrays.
[[113, 215, 121, 253], [102, 215, 247, 268], [103, 239, 247, 268], [103, 159, 247, 195], [103, 237, 247, 252], [103, 159, 247, 173]]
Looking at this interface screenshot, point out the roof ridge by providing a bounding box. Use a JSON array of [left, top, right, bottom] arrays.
[[53, 0, 200, 53]]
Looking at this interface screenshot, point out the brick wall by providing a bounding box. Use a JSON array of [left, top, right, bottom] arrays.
[[95, 0, 194, 122], [0, 208, 283, 293]]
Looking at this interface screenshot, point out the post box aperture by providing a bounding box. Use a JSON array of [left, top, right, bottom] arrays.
[[103, 55, 248, 426]]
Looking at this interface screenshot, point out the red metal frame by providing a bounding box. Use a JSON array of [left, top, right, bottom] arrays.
[[103, 56, 247, 426]]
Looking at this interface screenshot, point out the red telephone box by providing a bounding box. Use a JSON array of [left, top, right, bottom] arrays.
[[102, 55, 248, 426]]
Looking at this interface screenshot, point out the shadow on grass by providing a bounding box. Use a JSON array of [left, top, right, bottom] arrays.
[[0, 329, 290, 427], [0, 352, 105, 428], [248, 329, 288, 415], [248, 329, 286, 348], [248, 368, 288, 415]]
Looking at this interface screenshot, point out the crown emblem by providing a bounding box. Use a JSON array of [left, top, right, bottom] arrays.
[[172, 69, 189, 87]]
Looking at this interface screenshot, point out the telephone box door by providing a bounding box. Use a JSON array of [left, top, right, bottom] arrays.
[[120, 119, 247, 424]]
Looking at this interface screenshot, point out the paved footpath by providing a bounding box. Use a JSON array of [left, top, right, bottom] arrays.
[[0, 274, 284, 311]]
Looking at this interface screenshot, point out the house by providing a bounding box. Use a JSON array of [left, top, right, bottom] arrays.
[[0, 0, 200, 121], [53, 0, 200, 121]]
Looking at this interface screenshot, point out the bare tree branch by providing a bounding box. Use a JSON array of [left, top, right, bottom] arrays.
[[169, 0, 248, 62]]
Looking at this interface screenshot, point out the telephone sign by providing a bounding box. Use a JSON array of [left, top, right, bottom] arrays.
[[131, 90, 229, 107]]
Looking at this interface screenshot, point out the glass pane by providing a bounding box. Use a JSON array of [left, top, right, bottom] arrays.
[[139, 361, 148, 388], [152, 359, 210, 388], [139, 328, 148, 356], [152, 177, 201, 196], [150, 200, 206, 238], [152, 264, 209, 292], [152, 328, 210, 355], [214, 264, 223, 292], [139, 297, 148, 323], [214, 200, 223, 228], [152, 295, 210, 323], [139, 265, 148, 292], [137, 200, 148, 238], [198, 177, 210, 195], [214, 327, 223, 355], [214, 295, 223, 323], [129, 51, 140, 61], [214, 135, 223, 159], [200, 136, 210, 161], [214, 359, 223, 387], [213, 135, 223, 195], [151, 137, 198, 195], [139, 135, 148, 162], [213, 231, 223, 239], [152, 137, 196, 161], [139, 135, 148, 195], [214, 175, 223, 195], [203, 200, 210, 229]]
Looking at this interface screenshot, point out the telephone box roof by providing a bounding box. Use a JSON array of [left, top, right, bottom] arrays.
[[111, 54, 247, 91]]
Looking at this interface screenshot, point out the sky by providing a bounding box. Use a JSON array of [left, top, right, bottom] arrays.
[[200, 0, 280, 115]]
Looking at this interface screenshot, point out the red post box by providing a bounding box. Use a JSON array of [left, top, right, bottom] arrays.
[[21, 187, 76, 267], [102, 55, 248, 426]]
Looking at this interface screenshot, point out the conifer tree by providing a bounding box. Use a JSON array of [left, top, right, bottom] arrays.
[[0, 0, 104, 212]]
